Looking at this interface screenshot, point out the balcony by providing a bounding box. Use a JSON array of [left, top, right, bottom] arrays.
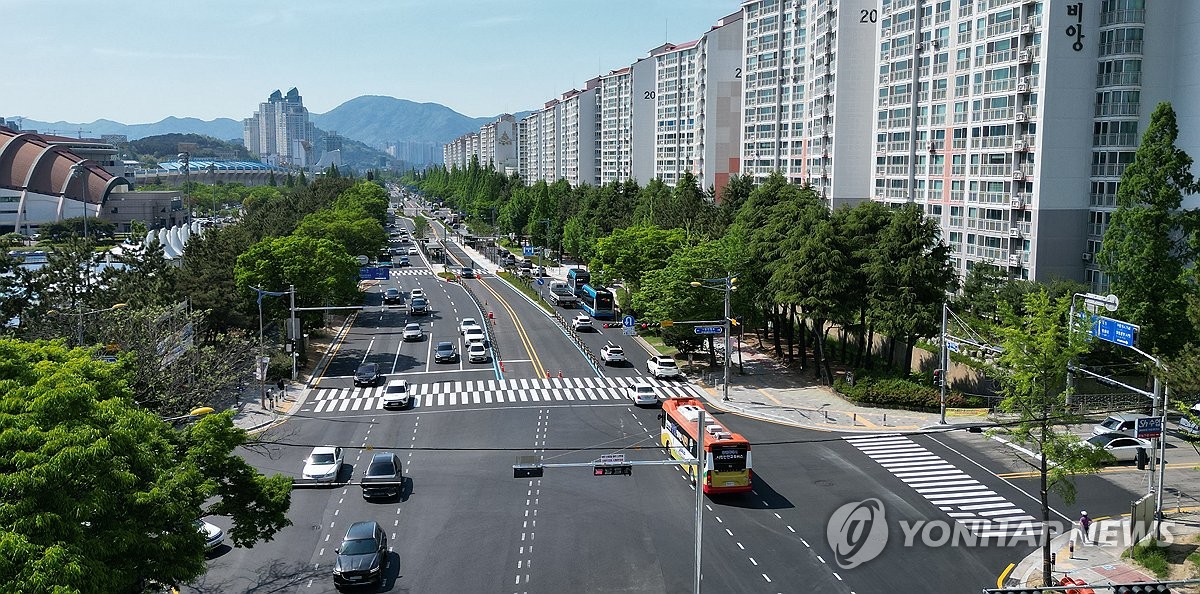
[[976, 48, 1017, 67], [1091, 162, 1130, 177], [1099, 40, 1144, 56], [1095, 103, 1141, 117], [967, 218, 1008, 233], [972, 136, 1014, 149], [1093, 133, 1138, 147], [1101, 9, 1146, 25], [967, 191, 1009, 205], [1097, 72, 1143, 87]]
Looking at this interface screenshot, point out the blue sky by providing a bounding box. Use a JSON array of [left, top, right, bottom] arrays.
[[4, 0, 737, 124]]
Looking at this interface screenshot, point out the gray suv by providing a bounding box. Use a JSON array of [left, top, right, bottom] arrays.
[[361, 452, 403, 500]]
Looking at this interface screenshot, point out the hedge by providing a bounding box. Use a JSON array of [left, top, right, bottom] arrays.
[[834, 373, 985, 412]]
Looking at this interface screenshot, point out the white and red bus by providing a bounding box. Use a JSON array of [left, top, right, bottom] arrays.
[[660, 398, 752, 494]]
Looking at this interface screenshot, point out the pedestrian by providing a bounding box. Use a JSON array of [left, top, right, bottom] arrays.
[[276, 377, 286, 402], [1079, 511, 1093, 544]]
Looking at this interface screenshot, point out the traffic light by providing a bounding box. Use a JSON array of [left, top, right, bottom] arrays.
[[513, 465, 543, 478], [933, 369, 944, 386], [593, 464, 632, 476], [1114, 584, 1172, 594]]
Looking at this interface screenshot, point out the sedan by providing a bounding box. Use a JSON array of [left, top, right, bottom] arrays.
[[402, 323, 423, 341], [302, 446, 343, 481], [1084, 433, 1151, 463], [628, 384, 660, 406], [434, 341, 458, 363], [383, 288, 402, 304], [410, 288, 426, 300], [354, 363, 381, 386], [333, 521, 388, 587], [398, 257, 411, 267], [408, 247, 420, 255], [467, 343, 489, 363], [195, 519, 224, 552]]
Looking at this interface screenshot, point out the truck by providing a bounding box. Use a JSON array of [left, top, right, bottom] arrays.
[[547, 281, 578, 307]]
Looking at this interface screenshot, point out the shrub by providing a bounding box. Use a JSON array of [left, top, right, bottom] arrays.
[[834, 370, 984, 412]]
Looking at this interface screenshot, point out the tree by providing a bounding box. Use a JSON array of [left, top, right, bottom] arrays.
[[178, 225, 256, 334], [234, 235, 360, 326], [1097, 101, 1200, 356], [955, 261, 1008, 325], [590, 225, 686, 293], [0, 339, 292, 593], [293, 208, 386, 261], [991, 290, 1106, 587]]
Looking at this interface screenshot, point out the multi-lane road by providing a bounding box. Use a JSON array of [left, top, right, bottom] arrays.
[[190, 200, 1147, 593]]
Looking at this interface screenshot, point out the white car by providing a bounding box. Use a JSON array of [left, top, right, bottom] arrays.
[[572, 315, 593, 331], [464, 327, 486, 346], [647, 355, 682, 379], [1084, 433, 1152, 463], [382, 379, 412, 410], [600, 344, 626, 364], [628, 384, 659, 406], [195, 519, 224, 552], [402, 323, 422, 341], [410, 288, 425, 300], [459, 317, 480, 335], [302, 446, 343, 481], [408, 247, 420, 255], [467, 343, 489, 363]]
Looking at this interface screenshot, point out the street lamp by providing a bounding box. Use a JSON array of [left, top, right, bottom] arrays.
[[690, 275, 738, 401], [69, 162, 90, 241], [177, 152, 190, 225]]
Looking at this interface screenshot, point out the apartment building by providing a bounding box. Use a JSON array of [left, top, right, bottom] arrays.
[[871, 0, 1199, 287], [739, 0, 876, 209], [242, 88, 317, 168], [653, 11, 744, 197], [559, 79, 600, 187], [479, 114, 518, 173], [539, 100, 561, 183], [518, 111, 542, 181]]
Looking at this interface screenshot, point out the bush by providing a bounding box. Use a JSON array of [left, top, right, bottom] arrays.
[[1125, 541, 1170, 578], [834, 370, 985, 412]]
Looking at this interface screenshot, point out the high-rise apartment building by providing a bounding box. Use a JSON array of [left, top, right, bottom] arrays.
[[539, 100, 561, 183], [740, 0, 876, 209], [242, 88, 317, 168], [871, 0, 1199, 287], [479, 114, 518, 173], [559, 79, 600, 187], [598, 67, 635, 184], [653, 11, 744, 197]]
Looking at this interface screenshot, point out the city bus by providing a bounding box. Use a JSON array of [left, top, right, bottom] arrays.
[[660, 398, 752, 494], [566, 268, 591, 297], [579, 284, 614, 320]]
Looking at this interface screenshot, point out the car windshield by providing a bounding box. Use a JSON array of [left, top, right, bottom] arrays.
[[406, 324, 420, 331], [358, 365, 376, 374], [636, 386, 654, 394], [608, 348, 623, 354], [385, 385, 407, 394], [658, 359, 677, 368], [310, 453, 335, 464], [339, 537, 378, 556], [1099, 418, 1121, 429], [437, 343, 453, 352]]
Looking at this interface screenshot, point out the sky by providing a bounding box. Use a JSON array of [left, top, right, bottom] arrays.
[[3, 0, 738, 124]]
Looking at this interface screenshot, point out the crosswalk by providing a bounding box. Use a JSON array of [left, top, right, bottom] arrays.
[[382, 269, 435, 276], [306, 376, 707, 413], [845, 434, 1040, 538]]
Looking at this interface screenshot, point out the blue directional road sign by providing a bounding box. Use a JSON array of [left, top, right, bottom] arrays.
[[537, 278, 545, 285], [622, 315, 636, 328], [1089, 314, 1138, 348], [523, 246, 535, 257], [694, 325, 724, 335], [946, 341, 960, 353], [359, 267, 390, 281]]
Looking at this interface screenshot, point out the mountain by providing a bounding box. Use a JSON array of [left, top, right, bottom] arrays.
[[310, 96, 497, 147], [7, 116, 242, 141]]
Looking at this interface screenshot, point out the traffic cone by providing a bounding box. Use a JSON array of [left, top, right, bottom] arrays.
[[545, 370, 551, 379], [500, 361, 505, 372], [558, 370, 563, 378]]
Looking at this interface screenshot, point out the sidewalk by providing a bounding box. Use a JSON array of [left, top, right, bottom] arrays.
[[1002, 517, 1199, 590], [230, 380, 312, 433]]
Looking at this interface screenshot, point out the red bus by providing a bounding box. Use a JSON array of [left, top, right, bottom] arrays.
[[660, 398, 752, 494]]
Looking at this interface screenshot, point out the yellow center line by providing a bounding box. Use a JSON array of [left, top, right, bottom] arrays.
[[474, 276, 546, 378]]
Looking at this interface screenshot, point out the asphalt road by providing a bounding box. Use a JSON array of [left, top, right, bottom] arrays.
[[190, 199, 1148, 593]]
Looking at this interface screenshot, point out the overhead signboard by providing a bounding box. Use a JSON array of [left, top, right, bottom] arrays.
[[694, 325, 724, 335], [946, 341, 960, 353], [359, 267, 390, 281]]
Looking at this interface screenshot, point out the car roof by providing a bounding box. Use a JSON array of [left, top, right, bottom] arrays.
[[345, 521, 379, 539], [386, 379, 408, 387], [462, 317, 477, 322], [370, 452, 396, 463], [312, 445, 338, 454], [466, 327, 483, 333], [436, 341, 454, 348], [405, 322, 420, 329], [1105, 413, 1150, 421], [469, 343, 486, 350]]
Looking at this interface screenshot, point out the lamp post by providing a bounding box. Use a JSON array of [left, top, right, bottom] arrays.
[[69, 162, 89, 240], [177, 152, 191, 225], [690, 275, 737, 401], [161, 406, 216, 424]]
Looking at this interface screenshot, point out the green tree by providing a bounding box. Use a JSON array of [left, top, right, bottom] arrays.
[[234, 235, 360, 325], [991, 290, 1106, 587], [636, 238, 737, 358], [0, 339, 292, 593], [293, 208, 386, 260], [178, 225, 256, 334], [590, 225, 686, 293], [1097, 101, 1200, 356], [955, 261, 1008, 325]]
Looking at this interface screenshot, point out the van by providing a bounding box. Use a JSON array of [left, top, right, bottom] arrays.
[[1092, 413, 1153, 438]]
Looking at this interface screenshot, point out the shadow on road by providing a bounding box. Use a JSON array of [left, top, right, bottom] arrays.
[[710, 471, 795, 511], [187, 558, 325, 593]]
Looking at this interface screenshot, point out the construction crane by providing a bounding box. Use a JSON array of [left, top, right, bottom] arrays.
[[44, 127, 94, 139]]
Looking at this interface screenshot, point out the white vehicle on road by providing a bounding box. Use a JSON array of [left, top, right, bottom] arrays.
[[572, 315, 593, 331], [410, 288, 425, 300], [459, 318, 480, 335], [600, 344, 625, 364], [646, 355, 682, 379], [302, 446, 343, 481], [467, 343, 489, 363], [464, 327, 486, 346], [382, 379, 412, 410], [628, 384, 659, 406]]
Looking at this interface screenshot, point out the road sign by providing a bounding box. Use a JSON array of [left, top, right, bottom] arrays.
[[359, 267, 389, 280], [623, 328, 637, 336], [694, 325, 724, 335], [1136, 416, 1163, 440], [523, 246, 535, 257], [1089, 314, 1138, 348], [1083, 293, 1120, 312], [947, 341, 960, 353], [622, 315, 636, 328], [598, 453, 626, 464], [537, 278, 545, 285]]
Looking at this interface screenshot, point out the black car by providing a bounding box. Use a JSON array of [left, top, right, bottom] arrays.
[[361, 452, 403, 500], [409, 298, 429, 315], [354, 363, 381, 387], [460, 267, 475, 278], [398, 257, 411, 267], [333, 521, 388, 588], [434, 341, 458, 363], [383, 288, 402, 304]]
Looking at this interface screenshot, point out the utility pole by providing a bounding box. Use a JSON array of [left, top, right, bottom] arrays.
[[693, 409, 706, 594], [289, 284, 297, 381], [939, 301, 948, 425], [723, 278, 732, 402]]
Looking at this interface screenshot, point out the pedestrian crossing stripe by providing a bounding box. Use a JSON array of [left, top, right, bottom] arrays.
[[306, 376, 706, 413], [844, 434, 1040, 538], [383, 269, 435, 276]]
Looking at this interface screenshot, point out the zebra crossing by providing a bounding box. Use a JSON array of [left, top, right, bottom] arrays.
[[306, 376, 707, 413], [845, 434, 1040, 538], [383, 268, 435, 276]]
